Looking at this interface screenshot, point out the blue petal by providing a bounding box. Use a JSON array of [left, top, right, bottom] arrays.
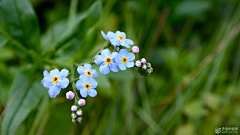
[[116, 31, 126, 38], [89, 78, 98, 88], [43, 70, 49, 78], [49, 69, 59, 77], [91, 69, 99, 78], [42, 77, 52, 88], [48, 83, 61, 98], [95, 55, 105, 65], [121, 40, 130, 48], [59, 69, 69, 79], [125, 39, 134, 45], [101, 49, 111, 57], [127, 53, 135, 61], [110, 63, 119, 72], [101, 31, 108, 40], [84, 63, 92, 70], [126, 62, 134, 68], [110, 38, 120, 46], [119, 49, 128, 56], [114, 55, 122, 64], [77, 66, 85, 75], [76, 80, 84, 90], [99, 64, 110, 74], [58, 78, 69, 88], [112, 52, 118, 59], [87, 89, 97, 97], [119, 63, 127, 70], [80, 89, 88, 98], [107, 31, 116, 39], [81, 75, 91, 83]]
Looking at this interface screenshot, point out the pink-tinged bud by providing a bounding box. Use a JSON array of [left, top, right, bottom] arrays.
[[71, 105, 78, 111], [77, 110, 82, 116], [141, 58, 146, 63], [142, 65, 147, 70], [135, 60, 141, 67], [78, 99, 86, 106], [71, 113, 77, 119], [66, 91, 75, 100], [132, 46, 139, 53]]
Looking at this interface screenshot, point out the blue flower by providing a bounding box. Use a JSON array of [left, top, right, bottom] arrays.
[[76, 76, 98, 98], [41, 69, 69, 98], [94, 48, 119, 74], [115, 49, 135, 70], [110, 31, 134, 48], [101, 31, 116, 41], [77, 64, 99, 78]]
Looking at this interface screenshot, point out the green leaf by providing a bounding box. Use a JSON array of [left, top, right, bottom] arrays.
[[1, 0, 41, 53], [175, 1, 212, 17], [1, 73, 29, 135], [0, 35, 8, 50], [1, 74, 45, 135], [41, 1, 102, 57]]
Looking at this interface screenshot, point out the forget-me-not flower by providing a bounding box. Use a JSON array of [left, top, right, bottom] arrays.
[[110, 31, 134, 48], [41, 69, 69, 98], [115, 49, 135, 70], [77, 64, 98, 78], [101, 31, 116, 41], [95, 48, 119, 74], [76, 76, 98, 98]]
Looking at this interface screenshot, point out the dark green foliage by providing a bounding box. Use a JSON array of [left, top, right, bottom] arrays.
[[0, 0, 240, 135]]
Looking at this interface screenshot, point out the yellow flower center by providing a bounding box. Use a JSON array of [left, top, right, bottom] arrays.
[[84, 83, 91, 90], [52, 76, 59, 83], [118, 36, 124, 41], [86, 70, 92, 77], [121, 57, 128, 64], [105, 57, 112, 64]]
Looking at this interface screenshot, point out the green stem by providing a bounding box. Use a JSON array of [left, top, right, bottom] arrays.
[[71, 66, 80, 103], [70, 78, 79, 83], [91, 41, 111, 61]]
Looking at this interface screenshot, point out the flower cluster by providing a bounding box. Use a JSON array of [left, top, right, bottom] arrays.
[[40, 30, 153, 124], [70, 99, 85, 124], [135, 58, 153, 76]]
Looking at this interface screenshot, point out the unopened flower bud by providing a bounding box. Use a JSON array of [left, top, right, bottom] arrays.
[[142, 64, 147, 70], [146, 62, 151, 67], [71, 105, 78, 111], [78, 99, 86, 106], [76, 109, 82, 116], [77, 117, 82, 123], [135, 60, 141, 67], [72, 118, 77, 124], [147, 69, 152, 74], [66, 91, 75, 100], [150, 67, 153, 72], [71, 112, 77, 119], [132, 46, 139, 53], [141, 58, 146, 63]]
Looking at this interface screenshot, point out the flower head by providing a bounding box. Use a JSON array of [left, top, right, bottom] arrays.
[[132, 46, 139, 53], [101, 31, 116, 41], [135, 60, 141, 67], [110, 31, 134, 48], [77, 109, 82, 116], [115, 49, 135, 70], [95, 48, 119, 74], [76, 76, 98, 98], [78, 99, 86, 106], [66, 91, 75, 100], [71, 105, 78, 111], [141, 58, 146, 63], [142, 64, 147, 70], [41, 69, 69, 98], [77, 64, 98, 78]]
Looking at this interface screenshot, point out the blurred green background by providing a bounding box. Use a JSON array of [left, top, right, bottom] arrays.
[[0, 0, 240, 135]]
